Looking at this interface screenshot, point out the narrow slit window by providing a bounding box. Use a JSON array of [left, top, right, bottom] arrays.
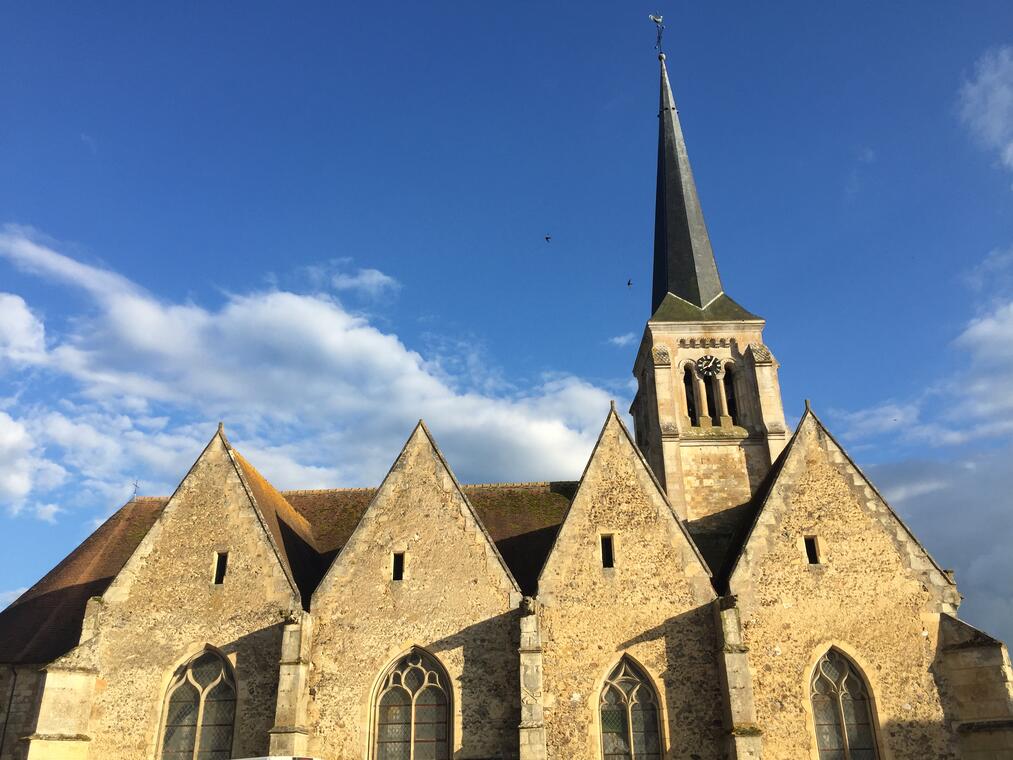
[[392, 552, 405, 581], [213, 552, 228, 585], [601, 535, 615, 569], [804, 536, 820, 565]]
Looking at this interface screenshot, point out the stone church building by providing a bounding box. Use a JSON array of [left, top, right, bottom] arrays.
[[2, 55, 1013, 760]]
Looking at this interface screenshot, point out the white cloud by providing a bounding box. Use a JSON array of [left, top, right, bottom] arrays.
[[0, 293, 46, 364], [872, 450, 1013, 644], [608, 333, 636, 347], [0, 228, 619, 513], [331, 267, 400, 298], [0, 587, 27, 609], [961, 46, 1013, 174], [33, 503, 62, 523], [0, 411, 66, 514]]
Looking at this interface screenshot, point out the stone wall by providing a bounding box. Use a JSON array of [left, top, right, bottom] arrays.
[[730, 414, 961, 759], [307, 424, 521, 760], [0, 666, 43, 760], [537, 413, 723, 760], [74, 432, 299, 759], [678, 441, 768, 526]]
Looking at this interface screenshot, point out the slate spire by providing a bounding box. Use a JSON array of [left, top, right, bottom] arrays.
[[651, 53, 724, 314]]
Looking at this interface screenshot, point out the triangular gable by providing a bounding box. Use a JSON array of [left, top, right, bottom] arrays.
[[229, 448, 321, 600], [537, 405, 712, 592], [728, 408, 958, 611], [313, 420, 521, 602], [103, 426, 303, 606]]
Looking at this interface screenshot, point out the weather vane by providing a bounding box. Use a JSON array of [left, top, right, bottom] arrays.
[[649, 13, 665, 51]]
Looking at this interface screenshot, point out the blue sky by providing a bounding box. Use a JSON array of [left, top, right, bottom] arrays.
[[3, 3, 1013, 640]]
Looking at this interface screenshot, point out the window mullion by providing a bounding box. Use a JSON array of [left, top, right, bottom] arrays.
[[836, 692, 851, 760], [626, 700, 636, 760], [409, 696, 416, 760], [192, 687, 207, 760]]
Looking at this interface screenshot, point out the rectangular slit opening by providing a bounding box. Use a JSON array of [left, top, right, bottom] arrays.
[[213, 552, 228, 585], [392, 552, 405, 581], [804, 536, 820, 565], [601, 535, 615, 569]]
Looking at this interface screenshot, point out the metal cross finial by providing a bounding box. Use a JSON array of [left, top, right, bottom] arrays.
[[649, 13, 665, 51], [131, 479, 140, 500]]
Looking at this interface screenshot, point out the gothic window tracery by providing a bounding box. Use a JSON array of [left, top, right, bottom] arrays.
[[374, 648, 451, 760], [599, 658, 662, 760], [810, 650, 880, 760], [160, 649, 236, 760]]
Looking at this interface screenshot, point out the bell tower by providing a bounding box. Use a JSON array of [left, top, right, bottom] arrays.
[[630, 54, 787, 568]]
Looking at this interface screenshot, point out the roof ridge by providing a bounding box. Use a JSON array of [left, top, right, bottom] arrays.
[[463, 481, 575, 489], [281, 487, 375, 494]]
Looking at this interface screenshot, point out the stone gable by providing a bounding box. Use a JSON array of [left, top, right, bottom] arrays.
[[729, 411, 962, 759], [78, 430, 301, 759], [537, 410, 723, 759], [307, 422, 522, 759]]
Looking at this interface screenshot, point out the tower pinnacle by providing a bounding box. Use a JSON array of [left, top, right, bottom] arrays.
[[651, 54, 754, 321]]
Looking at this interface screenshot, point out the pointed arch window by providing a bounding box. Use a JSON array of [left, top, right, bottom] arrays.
[[160, 649, 236, 760], [600, 658, 661, 760], [811, 650, 880, 760], [374, 648, 451, 760]]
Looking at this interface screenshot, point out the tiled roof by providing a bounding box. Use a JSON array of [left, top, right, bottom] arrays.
[[0, 497, 167, 665], [0, 480, 575, 665]]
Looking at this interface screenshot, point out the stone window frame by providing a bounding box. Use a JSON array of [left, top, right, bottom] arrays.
[[155, 645, 238, 760], [368, 646, 454, 760], [802, 644, 889, 760], [596, 655, 666, 760]]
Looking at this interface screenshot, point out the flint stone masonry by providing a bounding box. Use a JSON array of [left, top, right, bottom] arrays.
[[537, 413, 724, 760], [47, 432, 298, 760], [4, 50, 1013, 760], [730, 414, 964, 759], [306, 424, 521, 760]]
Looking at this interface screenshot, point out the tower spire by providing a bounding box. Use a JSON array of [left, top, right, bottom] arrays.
[[652, 53, 724, 314]]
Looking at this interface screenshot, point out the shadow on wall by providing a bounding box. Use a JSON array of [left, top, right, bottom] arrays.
[[158, 623, 287, 760], [618, 605, 724, 754], [428, 611, 522, 760]]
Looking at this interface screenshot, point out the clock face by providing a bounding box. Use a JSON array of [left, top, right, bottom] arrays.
[[696, 354, 722, 377]]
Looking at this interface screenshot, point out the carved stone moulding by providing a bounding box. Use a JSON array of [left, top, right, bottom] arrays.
[[748, 343, 774, 365], [651, 345, 671, 364], [677, 337, 732, 348]]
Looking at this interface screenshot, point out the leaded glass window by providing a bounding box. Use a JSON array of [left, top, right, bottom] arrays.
[[160, 650, 236, 760], [600, 658, 661, 760], [811, 650, 879, 760], [374, 649, 450, 760]]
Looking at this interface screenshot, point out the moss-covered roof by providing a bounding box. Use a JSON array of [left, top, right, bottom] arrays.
[[650, 292, 761, 323]]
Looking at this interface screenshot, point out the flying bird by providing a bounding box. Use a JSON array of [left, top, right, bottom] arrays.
[[627, 279, 633, 288], [544, 235, 551, 242]]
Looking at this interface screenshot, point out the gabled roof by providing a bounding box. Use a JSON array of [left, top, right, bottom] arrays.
[[0, 497, 165, 664], [0, 474, 575, 664], [312, 421, 523, 600], [723, 407, 957, 600], [537, 405, 712, 590]]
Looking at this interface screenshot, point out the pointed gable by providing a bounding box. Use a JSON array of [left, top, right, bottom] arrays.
[[102, 426, 303, 607], [313, 421, 520, 604], [537, 406, 712, 602], [728, 408, 959, 613]]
